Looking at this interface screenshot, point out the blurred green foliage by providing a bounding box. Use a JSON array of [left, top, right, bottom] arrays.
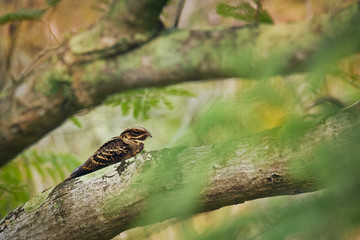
[[104, 87, 194, 120], [216, 2, 273, 24], [0, 9, 46, 25], [126, 73, 360, 239], [1, 1, 360, 239], [0, 0, 65, 25], [181, 126, 360, 240], [69, 116, 83, 129], [125, 5, 360, 235], [0, 150, 81, 217], [45, 0, 62, 7], [0, 87, 193, 219]]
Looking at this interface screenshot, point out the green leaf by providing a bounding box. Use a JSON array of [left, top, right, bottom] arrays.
[[51, 154, 65, 180], [216, 2, 273, 24], [149, 97, 160, 107], [141, 103, 151, 120], [0, 9, 46, 25], [32, 150, 46, 163], [70, 116, 82, 129], [132, 98, 142, 119], [104, 87, 195, 120], [166, 88, 195, 97], [121, 99, 131, 115], [46, 0, 62, 7], [33, 161, 46, 180], [162, 98, 174, 110], [0, 150, 83, 218], [216, 2, 253, 22], [257, 8, 273, 24]]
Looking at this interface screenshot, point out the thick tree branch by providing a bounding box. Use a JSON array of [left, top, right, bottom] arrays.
[[0, 4, 359, 166], [70, 0, 166, 59], [0, 0, 168, 166], [1, 100, 360, 240]]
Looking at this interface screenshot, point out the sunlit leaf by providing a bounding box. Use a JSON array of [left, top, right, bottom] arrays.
[[70, 116, 82, 129]]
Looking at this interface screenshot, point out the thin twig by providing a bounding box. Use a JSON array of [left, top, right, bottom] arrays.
[[173, 0, 186, 28]]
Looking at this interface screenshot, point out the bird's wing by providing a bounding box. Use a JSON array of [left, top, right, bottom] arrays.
[[69, 137, 129, 179]]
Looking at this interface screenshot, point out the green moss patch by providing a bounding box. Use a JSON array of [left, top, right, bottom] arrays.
[[23, 188, 53, 213]]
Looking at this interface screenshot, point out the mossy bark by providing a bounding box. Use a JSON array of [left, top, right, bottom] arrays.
[[0, 3, 359, 167], [1, 100, 359, 240]]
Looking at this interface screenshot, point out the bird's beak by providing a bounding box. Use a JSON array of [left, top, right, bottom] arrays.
[[148, 132, 152, 138]]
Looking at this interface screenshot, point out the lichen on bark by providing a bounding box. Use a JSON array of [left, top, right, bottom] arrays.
[[23, 188, 53, 213]]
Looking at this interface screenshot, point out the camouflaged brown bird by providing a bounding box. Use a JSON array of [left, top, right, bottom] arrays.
[[67, 127, 152, 180]]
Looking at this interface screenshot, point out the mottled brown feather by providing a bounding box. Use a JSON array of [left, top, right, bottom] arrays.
[[67, 127, 151, 180]]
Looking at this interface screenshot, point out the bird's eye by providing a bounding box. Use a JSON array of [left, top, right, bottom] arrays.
[[132, 131, 140, 135]]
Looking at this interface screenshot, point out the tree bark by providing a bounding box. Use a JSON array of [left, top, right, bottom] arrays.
[[1, 100, 359, 240], [1, 4, 360, 167], [0, 0, 167, 167]]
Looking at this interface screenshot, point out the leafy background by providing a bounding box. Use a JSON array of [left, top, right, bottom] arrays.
[[1, 0, 360, 239]]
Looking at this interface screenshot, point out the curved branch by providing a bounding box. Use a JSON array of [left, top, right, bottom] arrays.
[[0, 4, 359, 166], [1, 100, 360, 240], [0, 0, 168, 166]]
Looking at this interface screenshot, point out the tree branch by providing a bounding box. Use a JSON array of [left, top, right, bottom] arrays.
[[1, 100, 360, 240], [0, 4, 359, 166], [0, 0, 168, 166]]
